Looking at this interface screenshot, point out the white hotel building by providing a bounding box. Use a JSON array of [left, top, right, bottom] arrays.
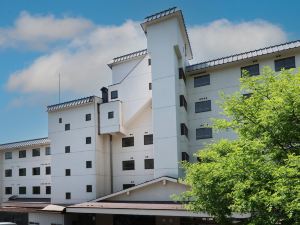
[[0, 7, 299, 225]]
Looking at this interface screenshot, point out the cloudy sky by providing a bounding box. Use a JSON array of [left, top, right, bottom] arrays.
[[0, 0, 299, 143]]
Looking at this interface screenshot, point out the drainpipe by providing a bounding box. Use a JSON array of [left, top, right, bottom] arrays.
[[109, 134, 113, 193]]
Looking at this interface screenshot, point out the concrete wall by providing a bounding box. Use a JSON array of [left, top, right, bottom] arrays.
[[29, 212, 64, 225]]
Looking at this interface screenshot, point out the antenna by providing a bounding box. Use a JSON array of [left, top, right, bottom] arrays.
[[58, 73, 61, 103]]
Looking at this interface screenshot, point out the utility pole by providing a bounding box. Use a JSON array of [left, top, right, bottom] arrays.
[[59, 73, 61, 103]]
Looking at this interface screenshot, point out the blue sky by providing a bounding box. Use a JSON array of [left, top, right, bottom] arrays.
[[0, 0, 300, 143]]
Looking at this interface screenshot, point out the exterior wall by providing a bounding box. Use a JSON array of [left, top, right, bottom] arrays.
[[0, 144, 51, 202], [48, 98, 110, 204], [29, 212, 64, 225]]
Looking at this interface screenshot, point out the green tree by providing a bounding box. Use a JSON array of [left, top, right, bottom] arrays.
[[180, 67, 300, 225]]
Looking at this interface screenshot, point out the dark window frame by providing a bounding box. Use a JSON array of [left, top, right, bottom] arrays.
[[182, 152, 190, 162], [19, 150, 26, 158], [65, 192, 71, 199], [65, 146, 71, 153], [108, 111, 114, 119], [179, 67, 186, 84], [19, 186, 26, 195], [32, 148, 40, 157], [85, 113, 92, 121], [65, 123, 70, 131], [19, 168, 26, 176], [65, 169, 71, 176], [32, 167, 40, 176], [180, 123, 189, 138], [111, 90, 118, 99], [86, 161, 92, 168], [32, 186, 40, 195], [123, 184, 135, 190], [144, 134, 153, 145], [196, 127, 213, 140], [46, 186, 51, 195], [194, 74, 210, 87], [195, 100, 212, 113], [180, 95, 187, 111], [5, 187, 12, 195], [86, 185, 92, 193], [241, 64, 260, 76], [122, 137, 134, 147], [45, 166, 51, 175], [5, 169, 12, 177], [275, 56, 296, 71], [144, 158, 154, 169], [45, 147, 51, 155], [122, 160, 135, 171], [5, 152, 12, 160], [86, 137, 92, 144]]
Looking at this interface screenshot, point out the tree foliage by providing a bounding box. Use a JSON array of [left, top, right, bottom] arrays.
[[180, 67, 300, 225]]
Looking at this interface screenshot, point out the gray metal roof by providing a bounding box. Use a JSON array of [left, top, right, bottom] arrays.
[[0, 137, 50, 150], [187, 40, 300, 73], [47, 96, 97, 112], [141, 7, 193, 60], [108, 49, 148, 68]]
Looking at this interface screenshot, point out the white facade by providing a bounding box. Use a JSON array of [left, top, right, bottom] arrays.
[[1, 6, 300, 225]]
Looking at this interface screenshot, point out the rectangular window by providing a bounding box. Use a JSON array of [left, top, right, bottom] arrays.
[[123, 184, 135, 190], [86, 185, 92, 193], [65, 146, 71, 153], [179, 67, 186, 84], [45, 147, 51, 155], [85, 113, 91, 121], [194, 74, 210, 87], [46, 186, 51, 195], [19, 168, 26, 176], [19, 186, 26, 195], [86, 137, 92, 144], [144, 134, 153, 145], [144, 159, 154, 169], [180, 123, 189, 138], [149, 83, 152, 90], [243, 93, 252, 99], [241, 64, 259, 76], [65, 123, 70, 131], [19, 150, 26, 158], [32, 167, 40, 176], [45, 166, 51, 175], [86, 161, 92, 168], [122, 160, 135, 171], [32, 186, 40, 195], [180, 95, 187, 111], [111, 90, 118, 99], [182, 152, 190, 162], [196, 128, 213, 139], [108, 111, 114, 119], [59, 118, 62, 123], [275, 56, 296, 71], [195, 100, 211, 113], [5, 187, 12, 195], [148, 58, 151, 66], [5, 169, 12, 177], [66, 192, 71, 199], [32, 148, 40, 157], [122, 137, 134, 147], [5, 152, 12, 160], [65, 169, 71, 176]]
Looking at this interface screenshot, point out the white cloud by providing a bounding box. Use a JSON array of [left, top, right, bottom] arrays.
[[4, 14, 288, 107], [0, 11, 93, 50], [189, 19, 287, 62]]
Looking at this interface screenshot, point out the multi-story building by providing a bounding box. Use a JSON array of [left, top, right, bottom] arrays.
[[0, 6, 299, 225]]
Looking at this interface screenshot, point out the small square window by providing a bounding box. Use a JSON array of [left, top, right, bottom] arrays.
[[122, 160, 135, 171], [182, 152, 190, 162], [86, 161, 92, 168], [149, 83, 152, 90], [65, 169, 71, 176], [86, 185, 92, 193], [122, 137, 134, 147], [144, 134, 153, 145], [5, 187, 12, 195], [32, 148, 40, 157], [180, 123, 189, 138], [5, 152, 12, 160], [144, 159, 154, 169], [45, 147, 51, 155], [19, 168, 26, 176], [32, 167, 40, 176], [66, 192, 71, 199], [65, 123, 70, 131], [86, 137, 92, 144], [65, 146, 71, 153], [19, 186, 26, 195], [59, 118, 62, 123], [5, 169, 12, 177], [32, 186, 40, 195], [123, 184, 135, 190], [19, 150, 26, 158], [108, 111, 114, 119], [111, 90, 118, 99], [46, 186, 51, 195], [45, 166, 51, 175], [85, 113, 91, 121]]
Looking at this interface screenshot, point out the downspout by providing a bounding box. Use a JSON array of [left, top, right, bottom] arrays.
[[109, 134, 113, 193]]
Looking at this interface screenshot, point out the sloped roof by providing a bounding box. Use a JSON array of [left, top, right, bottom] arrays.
[[47, 96, 98, 112], [141, 7, 193, 60], [187, 40, 300, 72], [0, 137, 50, 150], [107, 49, 148, 69]]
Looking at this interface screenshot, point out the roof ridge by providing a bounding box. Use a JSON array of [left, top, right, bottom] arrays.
[[0, 137, 48, 146], [144, 7, 177, 20], [112, 49, 147, 61], [187, 39, 300, 72], [47, 95, 96, 109]]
